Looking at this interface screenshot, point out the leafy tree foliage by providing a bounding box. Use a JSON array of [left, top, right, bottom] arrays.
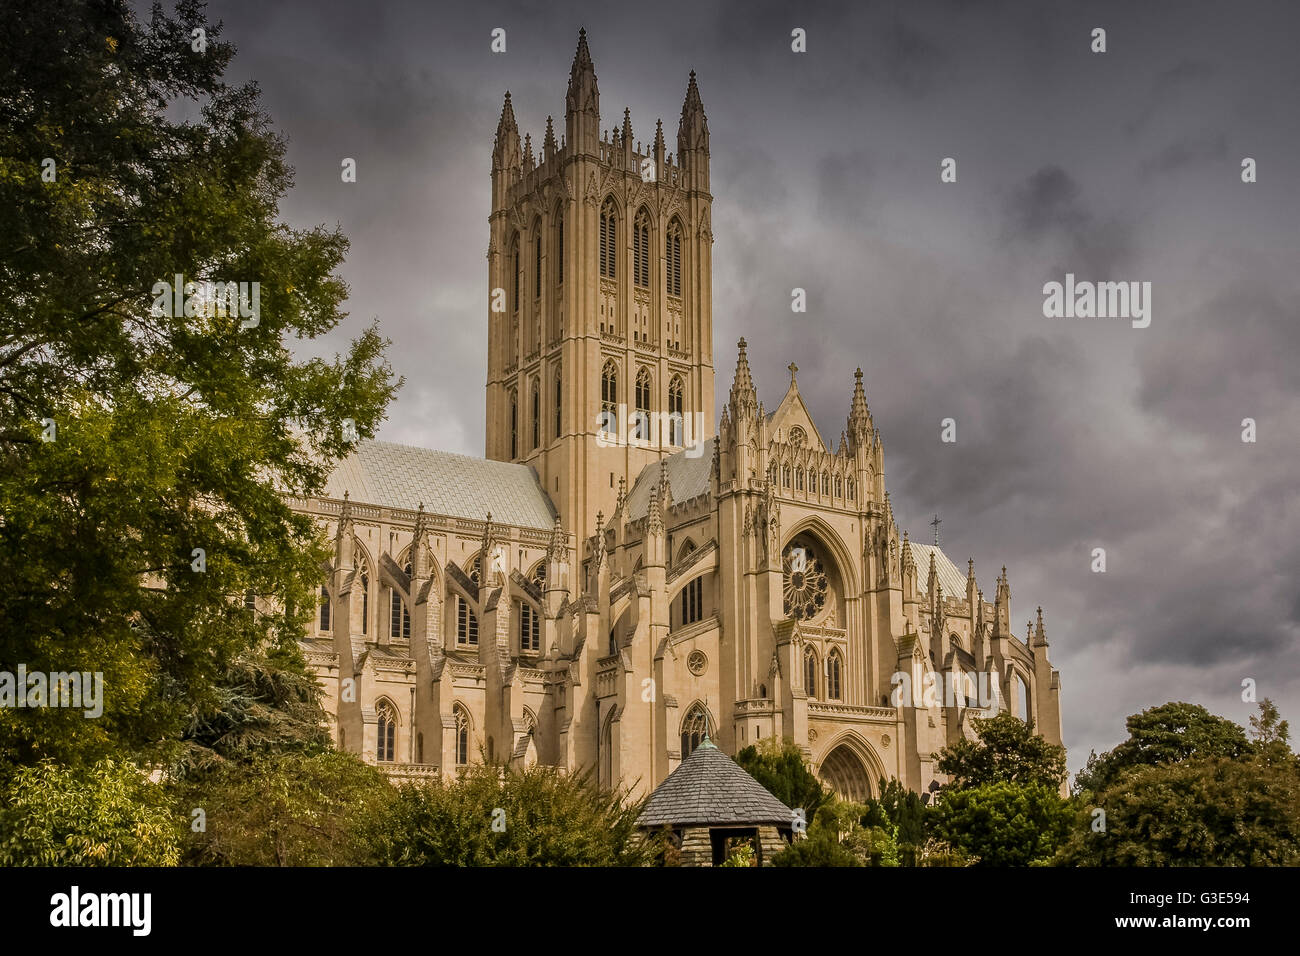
[[861, 776, 927, 865], [177, 749, 392, 866], [1074, 701, 1252, 795], [0, 759, 182, 865], [369, 762, 651, 866], [0, 0, 398, 768], [929, 781, 1072, 866], [935, 712, 1067, 791], [733, 736, 829, 825], [1058, 700, 1300, 866], [769, 830, 861, 867]]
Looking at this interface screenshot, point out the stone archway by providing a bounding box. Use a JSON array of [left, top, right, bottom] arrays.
[[817, 742, 873, 803]]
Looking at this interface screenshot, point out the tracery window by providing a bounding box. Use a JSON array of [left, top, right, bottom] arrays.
[[668, 375, 684, 446], [599, 199, 617, 279], [600, 361, 617, 436], [454, 705, 470, 765], [519, 601, 540, 653], [633, 208, 651, 288], [376, 699, 397, 762], [680, 704, 713, 759], [666, 219, 682, 297], [827, 649, 843, 701], [319, 585, 330, 631], [804, 645, 819, 699], [457, 596, 478, 645], [783, 542, 828, 621], [634, 367, 651, 441]]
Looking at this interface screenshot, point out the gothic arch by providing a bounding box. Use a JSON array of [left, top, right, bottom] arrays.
[[781, 514, 859, 594], [814, 732, 885, 803], [678, 701, 715, 758]]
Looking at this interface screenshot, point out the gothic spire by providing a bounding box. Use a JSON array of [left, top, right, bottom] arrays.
[[728, 337, 757, 416], [847, 367, 871, 452], [523, 132, 534, 171], [621, 107, 633, 149], [492, 91, 521, 171], [542, 115, 556, 159], [1034, 606, 1049, 647], [677, 70, 708, 153], [566, 28, 599, 119], [547, 514, 567, 563]]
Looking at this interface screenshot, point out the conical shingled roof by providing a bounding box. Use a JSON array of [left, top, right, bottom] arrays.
[[637, 738, 793, 828]]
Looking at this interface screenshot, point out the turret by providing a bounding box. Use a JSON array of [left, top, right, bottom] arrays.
[[676, 70, 709, 190]]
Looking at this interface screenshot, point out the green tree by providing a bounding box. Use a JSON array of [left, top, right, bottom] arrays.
[[733, 736, 829, 825], [862, 776, 927, 865], [369, 762, 650, 866], [935, 712, 1067, 791], [177, 748, 392, 866], [0, 758, 182, 866], [1056, 756, 1300, 866], [1075, 701, 1252, 795], [769, 830, 861, 867], [929, 780, 1072, 866], [0, 0, 399, 769]]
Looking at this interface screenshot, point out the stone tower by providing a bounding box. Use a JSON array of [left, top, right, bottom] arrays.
[[485, 29, 716, 547]]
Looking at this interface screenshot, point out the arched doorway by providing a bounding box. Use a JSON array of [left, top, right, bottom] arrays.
[[817, 743, 873, 803]]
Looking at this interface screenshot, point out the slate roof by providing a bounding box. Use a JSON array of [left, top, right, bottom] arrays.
[[907, 541, 969, 600], [637, 738, 793, 828], [625, 438, 717, 520], [323, 440, 557, 530]]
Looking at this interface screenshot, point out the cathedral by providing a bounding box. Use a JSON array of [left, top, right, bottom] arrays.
[[294, 30, 1064, 800]]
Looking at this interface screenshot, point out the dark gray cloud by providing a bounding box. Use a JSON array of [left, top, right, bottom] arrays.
[[194, 0, 1300, 771]]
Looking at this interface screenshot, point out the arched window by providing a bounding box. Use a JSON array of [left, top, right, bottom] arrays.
[[468, 554, 481, 587], [600, 361, 617, 436], [533, 220, 542, 297], [668, 375, 684, 446], [680, 704, 713, 759], [848, 479, 855, 501], [531, 378, 540, 449], [804, 645, 818, 699], [509, 388, 518, 459], [555, 213, 564, 285], [634, 367, 651, 441], [633, 208, 651, 288], [666, 218, 682, 297], [796, 468, 804, 491], [789, 425, 806, 447], [529, 562, 547, 590], [553, 365, 562, 439], [417, 732, 424, 763], [457, 596, 478, 645], [1016, 675, 1030, 721], [454, 705, 470, 765], [782, 465, 791, 488], [835, 474, 843, 497], [599, 199, 617, 279], [608, 627, 617, 657], [821, 472, 830, 495], [827, 649, 843, 701], [360, 573, 369, 635], [510, 233, 520, 312], [319, 585, 330, 631], [376, 699, 397, 762]]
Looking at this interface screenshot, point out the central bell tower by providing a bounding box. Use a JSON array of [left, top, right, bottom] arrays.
[[485, 29, 716, 547]]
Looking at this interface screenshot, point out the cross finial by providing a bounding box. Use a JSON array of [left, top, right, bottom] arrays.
[[930, 513, 941, 546], [788, 361, 798, 384]]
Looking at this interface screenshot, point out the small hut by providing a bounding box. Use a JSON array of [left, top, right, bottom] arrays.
[[637, 738, 795, 866]]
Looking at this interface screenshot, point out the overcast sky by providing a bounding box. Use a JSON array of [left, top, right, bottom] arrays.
[[201, 0, 1300, 773]]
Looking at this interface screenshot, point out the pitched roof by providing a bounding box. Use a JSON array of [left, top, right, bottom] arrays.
[[625, 438, 716, 520], [907, 541, 968, 599], [637, 738, 793, 828], [323, 440, 557, 530]]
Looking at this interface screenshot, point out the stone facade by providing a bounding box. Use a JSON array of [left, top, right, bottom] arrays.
[[295, 30, 1065, 801]]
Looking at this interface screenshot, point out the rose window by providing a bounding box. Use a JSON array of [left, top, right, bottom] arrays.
[[783, 543, 829, 620]]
